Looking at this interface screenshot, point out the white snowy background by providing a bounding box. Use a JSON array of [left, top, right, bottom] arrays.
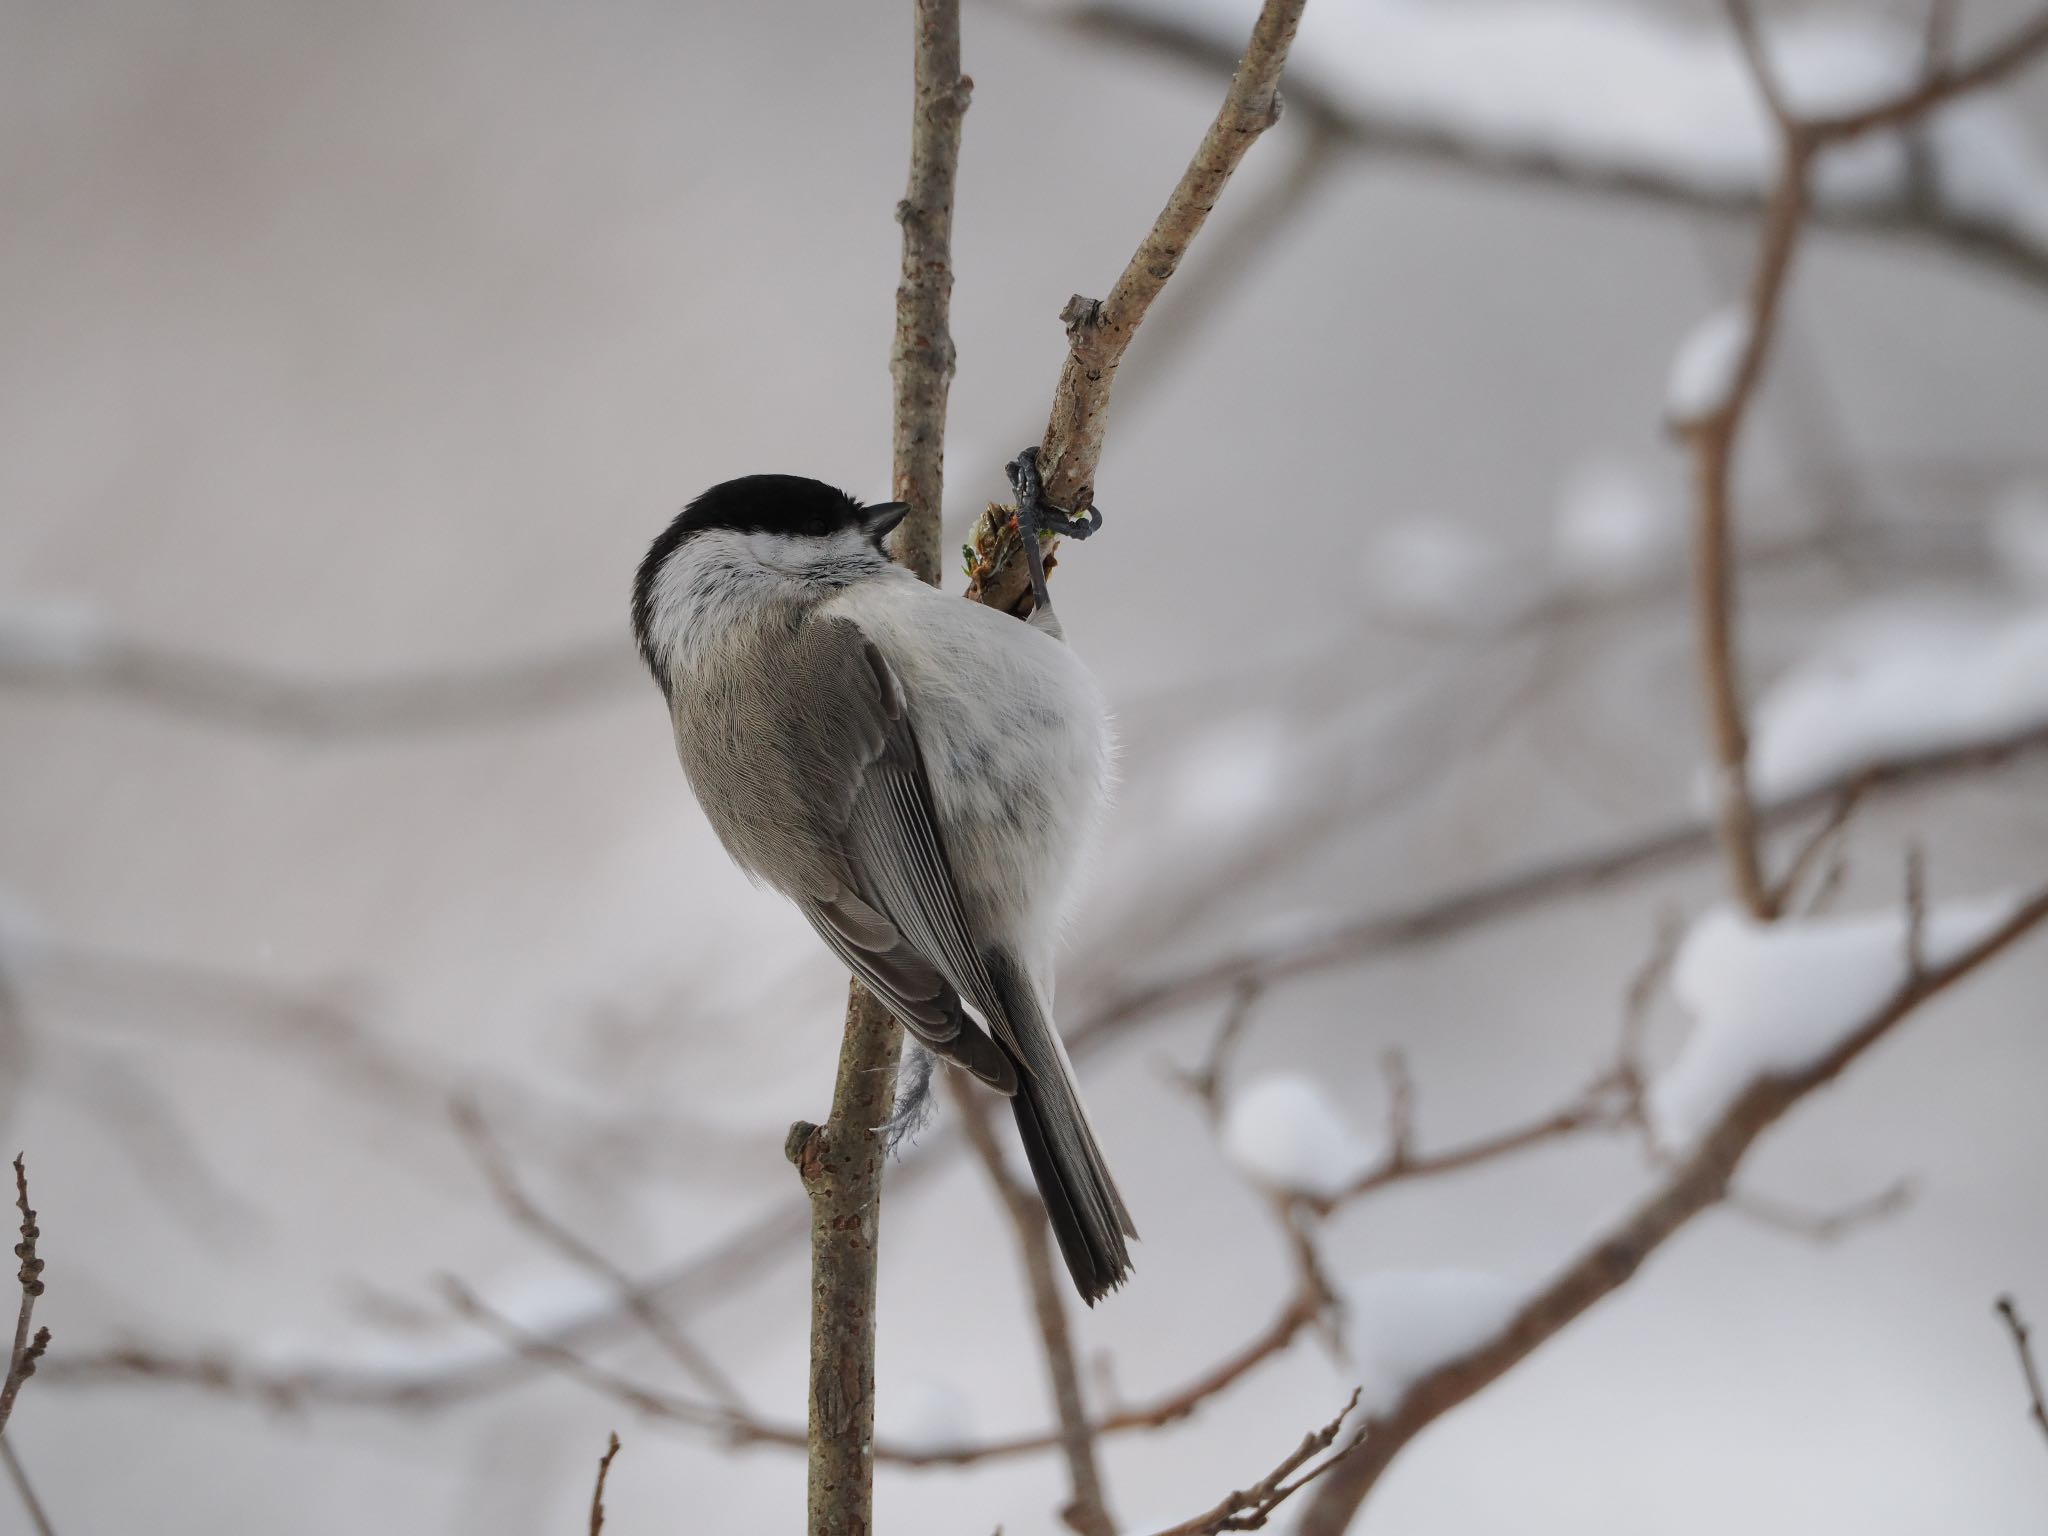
[[4, 0, 2048, 1532]]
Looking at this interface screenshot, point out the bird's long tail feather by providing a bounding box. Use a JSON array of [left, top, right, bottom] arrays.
[[989, 952, 1136, 1304]]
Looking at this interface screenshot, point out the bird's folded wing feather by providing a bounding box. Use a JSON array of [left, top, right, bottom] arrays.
[[786, 617, 1019, 1088]]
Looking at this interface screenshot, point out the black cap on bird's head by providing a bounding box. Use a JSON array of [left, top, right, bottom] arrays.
[[631, 475, 909, 680]]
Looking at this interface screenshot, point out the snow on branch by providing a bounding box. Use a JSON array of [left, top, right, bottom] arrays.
[[1072, 0, 2048, 290], [1291, 882, 2048, 1533], [1647, 894, 2021, 1147], [1748, 603, 2048, 805]]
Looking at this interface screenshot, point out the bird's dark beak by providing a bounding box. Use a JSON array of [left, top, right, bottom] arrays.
[[863, 501, 911, 539]]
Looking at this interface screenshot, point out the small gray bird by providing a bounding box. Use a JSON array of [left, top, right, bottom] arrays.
[[631, 470, 1136, 1301]]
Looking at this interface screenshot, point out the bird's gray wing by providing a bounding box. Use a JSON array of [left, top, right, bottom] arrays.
[[784, 617, 1019, 1092]]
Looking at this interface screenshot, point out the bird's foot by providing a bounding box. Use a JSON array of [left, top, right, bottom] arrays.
[[1004, 447, 1103, 631], [1005, 446, 1104, 545]]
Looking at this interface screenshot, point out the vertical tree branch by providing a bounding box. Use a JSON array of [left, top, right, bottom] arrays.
[[949, 1078, 1115, 1536], [785, 6, 968, 1535], [966, 0, 1309, 614], [890, 1, 972, 586], [1676, 1, 1812, 921]]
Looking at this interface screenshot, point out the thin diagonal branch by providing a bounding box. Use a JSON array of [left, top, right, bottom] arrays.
[[451, 1100, 744, 1408], [1140, 1390, 1362, 1536], [967, 0, 1309, 615], [0, 1439, 56, 1536], [1805, 8, 2048, 141], [1295, 885, 2048, 1533], [1058, 2, 2048, 296], [1995, 1296, 2048, 1450], [0, 630, 631, 740]]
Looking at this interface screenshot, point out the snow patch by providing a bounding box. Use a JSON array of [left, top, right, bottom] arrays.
[[1100, 0, 2048, 258], [1169, 716, 1289, 827], [1347, 1269, 1521, 1415], [1551, 457, 1673, 590], [1362, 517, 1537, 628], [1666, 305, 1751, 422], [1748, 601, 2048, 803], [1649, 897, 2018, 1147], [1221, 1073, 1380, 1199]]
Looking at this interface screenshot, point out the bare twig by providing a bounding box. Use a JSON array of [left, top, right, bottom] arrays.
[[0, 631, 630, 739], [966, 0, 1309, 615], [1, 1156, 49, 1437], [1140, 1390, 1362, 1536], [1294, 886, 2048, 1533], [1995, 1296, 2048, 1449], [36, 712, 2048, 1421], [1803, 9, 2048, 142], [1069, 717, 2048, 1057], [1057, 0, 2048, 296], [587, 1432, 621, 1536], [451, 1100, 743, 1408], [1769, 787, 1864, 914], [1728, 1177, 1915, 1243], [950, 1079, 1115, 1536]]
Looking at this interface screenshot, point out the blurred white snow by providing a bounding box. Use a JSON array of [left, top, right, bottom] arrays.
[[1104, 0, 2048, 252], [1549, 456, 1675, 591], [1650, 896, 2020, 1148], [1748, 598, 2048, 803], [1221, 1072, 1381, 1200], [1666, 304, 1752, 423]]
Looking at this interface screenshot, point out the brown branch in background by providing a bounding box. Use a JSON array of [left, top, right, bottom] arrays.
[[966, 0, 1309, 616], [1071, 720, 2048, 1055], [1673, 0, 1808, 921], [950, 1079, 1115, 1536], [1057, 0, 2048, 297], [1292, 21, 2048, 1520], [1140, 1390, 1362, 1536], [1995, 1296, 2048, 1450], [33, 716, 2048, 1424], [1726, 1177, 1915, 1243], [0, 631, 631, 740], [1769, 786, 1863, 913], [1, 1156, 50, 1437], [451, 1099, 744, 1408], [587, 1432, 621, 1536], [1294, 885, 2048, 1534], [1675, 0, 2048, 922]]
